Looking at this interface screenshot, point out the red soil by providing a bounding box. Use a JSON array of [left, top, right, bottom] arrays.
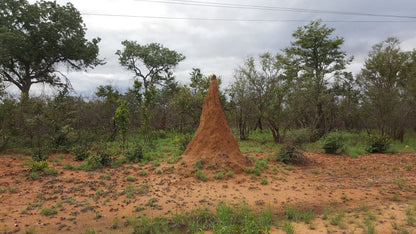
[[181, 75, 251, 172]]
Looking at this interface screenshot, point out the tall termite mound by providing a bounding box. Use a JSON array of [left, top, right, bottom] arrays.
[[181, 75, 251, 172]]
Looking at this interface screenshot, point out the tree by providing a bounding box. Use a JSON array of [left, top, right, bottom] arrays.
[[0, 0, 103, 96], [116, 41, 185, 93], [358, 37, 414, 141], [285, 20, 352, 137], [113, 100, 130, 149], [229, 53, 290, 142]]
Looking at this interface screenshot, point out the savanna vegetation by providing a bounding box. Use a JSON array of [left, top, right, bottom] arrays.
[[1, 1, 416, 233]]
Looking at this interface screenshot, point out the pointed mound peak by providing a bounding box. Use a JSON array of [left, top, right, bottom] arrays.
[[181, 75, 251, 173]]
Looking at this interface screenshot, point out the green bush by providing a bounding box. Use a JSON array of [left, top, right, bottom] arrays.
[[196, 170, 208, 181], [173, 134, 193, 152], [40, 207, 57, 216], [366, 134, 391, 153], [278, 144, 307, 164], [31, 147, 49, 162], [71, 145, 91, 161], [43, 167, 59, 175], [28, 161, 49, 171], [322, 132, 343, 154], [287, 129, 311, 145], [125, 145, 144, 162]]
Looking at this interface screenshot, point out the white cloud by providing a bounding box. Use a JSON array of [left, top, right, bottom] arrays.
[[9, 0, 415, 96]]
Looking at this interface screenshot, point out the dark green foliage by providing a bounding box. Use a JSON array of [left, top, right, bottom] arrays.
[[196, 170, 208, 181], [31, 147, 49, 162], [125, 145, 144, 162], [71, 145, 91, 161], [322, 132, 343, 154], [278, 144, 308, 164], [366, 134, 391, 153], [0, 0, 103, 96]]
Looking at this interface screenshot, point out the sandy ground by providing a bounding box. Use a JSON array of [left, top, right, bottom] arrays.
[[0, 152, 415, 233]]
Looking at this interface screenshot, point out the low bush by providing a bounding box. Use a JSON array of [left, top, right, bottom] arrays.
[[366, 134, 391, 153], [322, 132, 343, 154], [28, 161, 49, 171], [71, 145, 91, 161], [278, 144, 308, 165], [31, 147, 49, 162], [125, 145, 144, 162]]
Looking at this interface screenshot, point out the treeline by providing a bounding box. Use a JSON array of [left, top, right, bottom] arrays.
[[1, 0, 416, 153]]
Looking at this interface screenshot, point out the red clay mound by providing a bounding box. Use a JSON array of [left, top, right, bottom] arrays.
[[181, 75, 251, 173]]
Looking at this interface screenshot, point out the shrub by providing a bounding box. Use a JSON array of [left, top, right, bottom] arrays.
[[287, 129, 311, 145], [28, 161, 49, 171], [194, 158, 205, 170], [31, 147, 49, 162], [173, 134, 193, 152], [366, 134, 391, 153], [196, 170, 208, 181], [125, 145, 144, 162], [29, 172, 39, 180], [278, 144, 308, 165], [43, 167, 58, 175], [322, 132, 343, 154], [71, 145, 91, 161], [40, 207, 57, 216], [96, 148, 114, 166]]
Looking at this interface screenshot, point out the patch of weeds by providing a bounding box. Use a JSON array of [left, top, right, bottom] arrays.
[[152, 159, 160, 168], [111, 217, 119, 229], [135, 206, 145, 212], [29, 172, 39, 180], [125, 145, 144, 162], [196, 170, 208, 181], [8, 187, 18, 193], [284, 205, 314, 224], [391, 222, 409, 234], [278, 144, 308, 165], [311, 169, 321, 175], [194, 158, 205, 170], [365, 134, 391, 153], [138, 169, 147, 176], [124, 184, 136, 198], [31, 147, 49, 162], [282, 221, 295, 234], [24, 226, 36, 234], [226, 171, 234, 177], [40, 207, 57, 216], [95, 212, 102, 219], [126, 175, 136, 182], [147, 198, 158, 208], [261, 177, 268, 185], [330, 212, 345, 228], [214, 172, 224, 179], [81, 227, 95, 234], [63, 163, 74, 169], [71, 145, 91, 161], [43, 167, 58, 175], [395, 177, 408, 190], [322, 131, 343, 154], [5, 162, 11, 167], [405, 164, 413, 171], [28, 161, 49, 171], [156, 169, 162, 174]]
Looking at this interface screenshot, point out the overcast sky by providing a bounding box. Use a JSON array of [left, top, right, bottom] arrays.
[[11, 0, 416, 96]]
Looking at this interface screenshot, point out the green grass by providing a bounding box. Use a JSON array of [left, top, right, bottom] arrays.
[[284, 205, 314, 224], [126, 175, 136, 181], [196, 170, 208, 181], [40, 207, 57, 216]]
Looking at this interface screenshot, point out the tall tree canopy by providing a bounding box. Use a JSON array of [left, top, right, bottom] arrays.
[[285, 20, 352, 137], [0, 0, 103, 96], [116, 41, 185, 92], [358, 37, 415, 140]]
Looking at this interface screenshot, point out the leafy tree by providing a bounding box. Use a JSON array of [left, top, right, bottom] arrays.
[[113, 100, 130, 149], [285, 20, 352, 137], [116, 41, 185, 93], [358, 37, 414, 141], [0, 0, 103, 96], [230, 53, 290, 142]]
